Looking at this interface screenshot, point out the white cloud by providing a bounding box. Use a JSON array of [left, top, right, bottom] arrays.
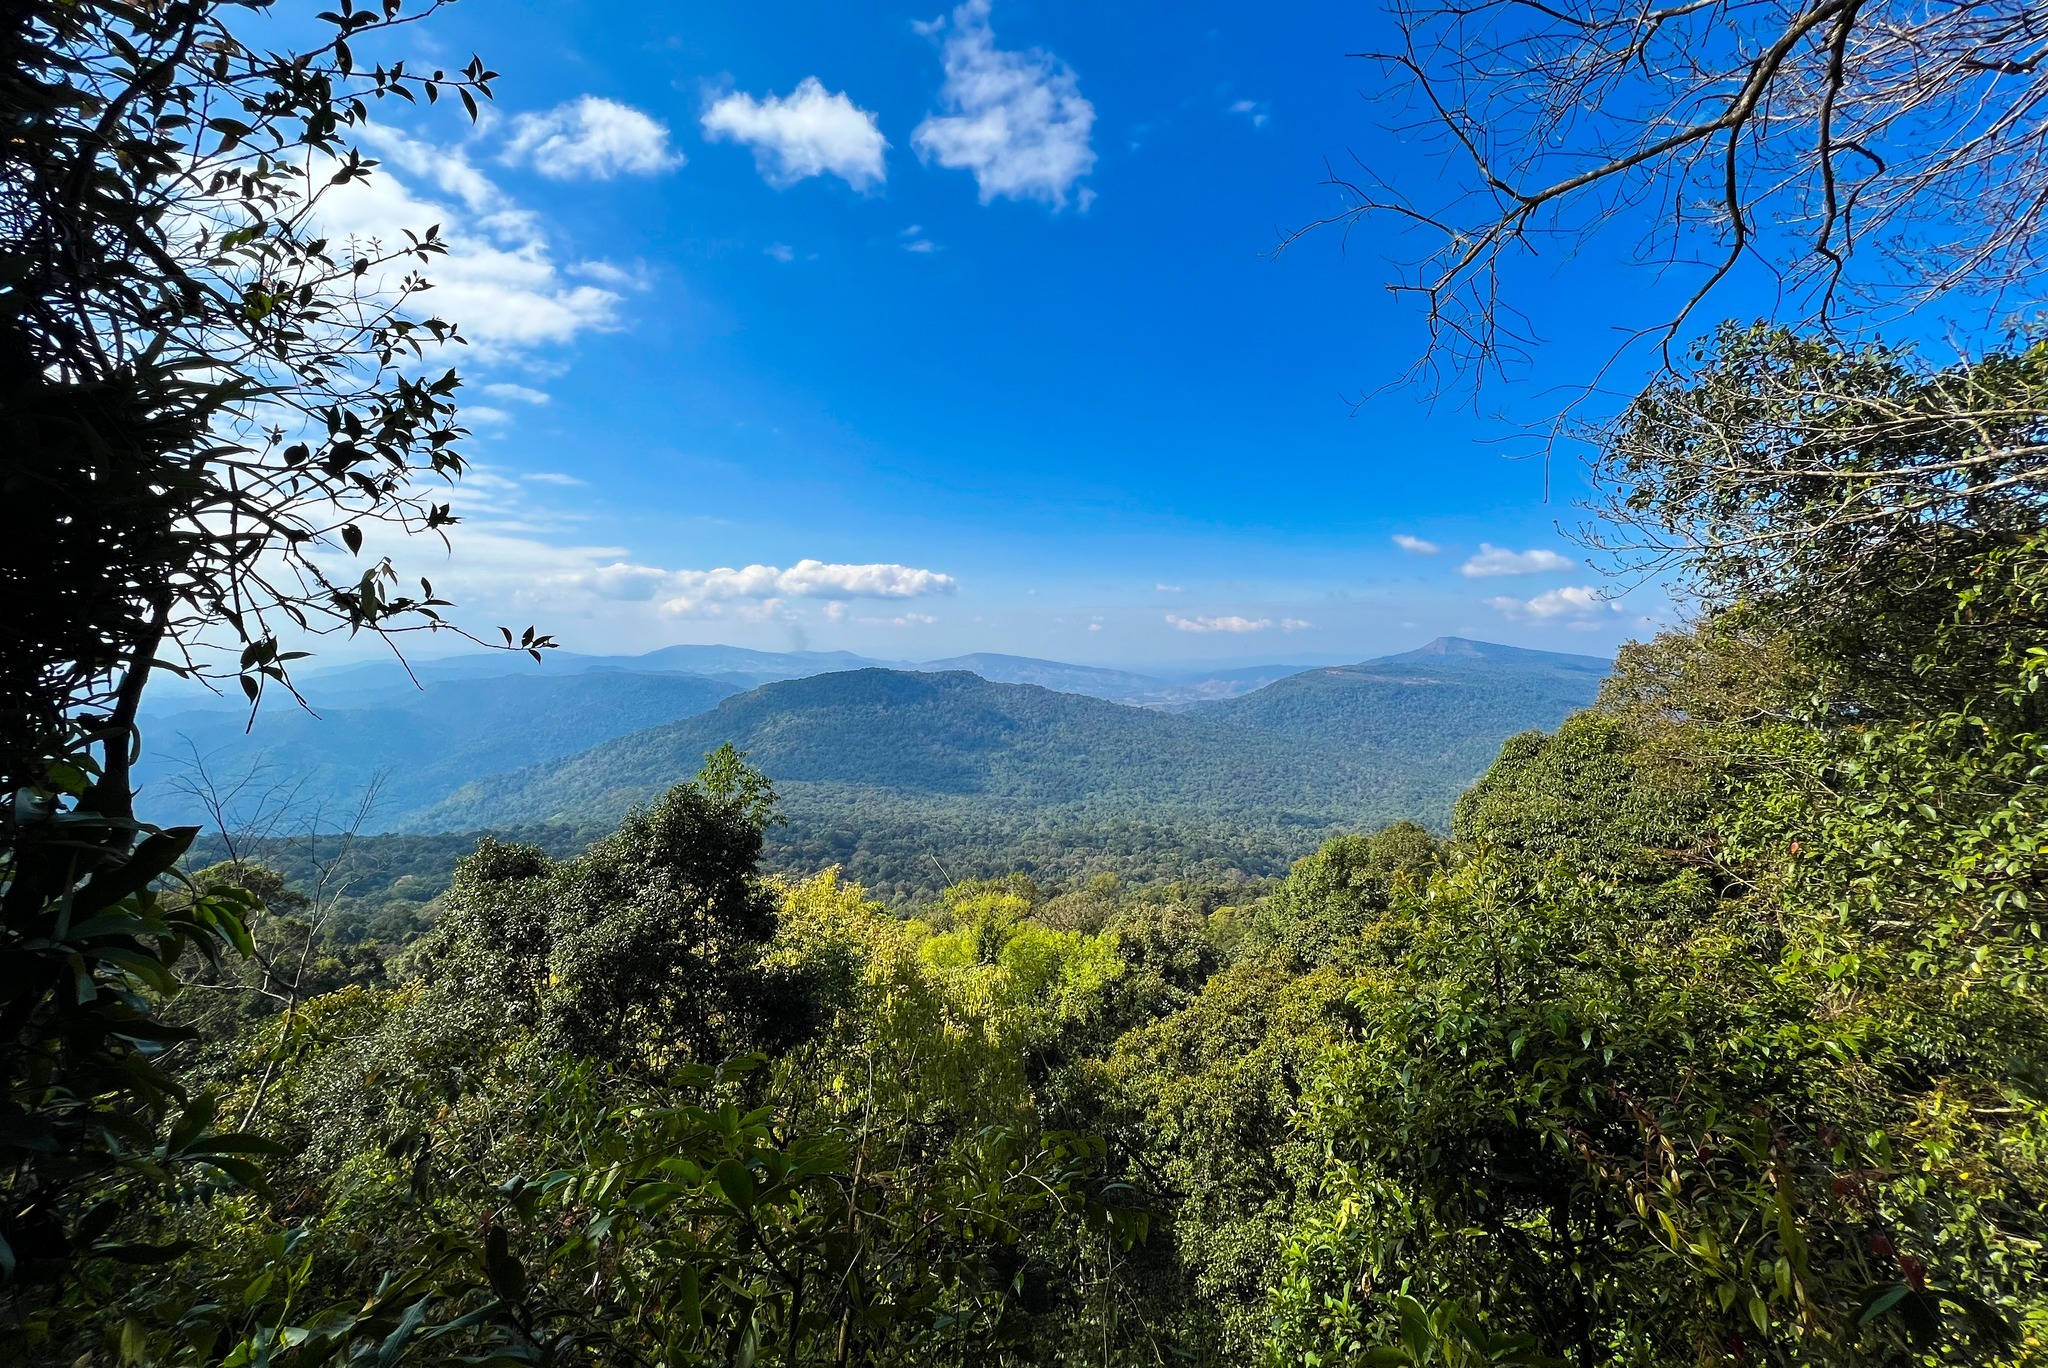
[[765, 243, 796, 263], [1280, 618, 1314, 631], [896, 224, 940, 253], [641, 559, 959, 617], [1460, 543, 1577, 577], [1155, 583, 1184, 592], [331, 125, 623, 354], [913, 0, 1096, 207], [531, 557, 956, 617], [1168, 614, 1272, 633], [1229, 98, 1270, 129], [862, 611, 938, 626], [702, 78, 888, 189], [483, 383, 551, 404], [1392, 534, 1440, 555], [1486, 585, 1621, 621], [524, 471, 584, 486], [502, 96, 684, 179], [463, 405, 512, 425], [573, 260, 643, 287]]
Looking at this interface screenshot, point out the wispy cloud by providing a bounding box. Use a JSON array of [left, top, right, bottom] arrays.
[[1461, 543, 1576, 577], [1392, 534, 1440, 555], [335, 125, 623, 355], [1179, 618, 1269, 634], [703, 78, 888, 189], [1229, 98, 1270, 129], [1486, 585, 1620, 622], [502, 96, 685, 179], [482, 382, 551, 405], [913, 0, 1096, 208]]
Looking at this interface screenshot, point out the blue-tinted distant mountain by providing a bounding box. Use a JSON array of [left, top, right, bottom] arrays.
[[413, 668, 1428, 826], [611, 645, 904, 688], [136, 670, 740, 829], [245, 644, 906, 701], [402, 644, 1614, 900], [1376, 636, 1611, 672], [1195, 637, 1609, 788], [138, 635, 1612, 894], [911, 653, 1174, 701], [143, 642, 1326, 715]]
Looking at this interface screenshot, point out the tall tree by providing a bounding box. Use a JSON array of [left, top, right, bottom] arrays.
[[0, 0, 533, 1316], [1, 0, 545, 812]]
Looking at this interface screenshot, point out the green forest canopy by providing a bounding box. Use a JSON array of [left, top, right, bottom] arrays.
[[17, 326, 2048, 1365]]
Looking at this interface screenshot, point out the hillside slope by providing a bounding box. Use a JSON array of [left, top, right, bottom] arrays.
[[411, 669, 1430, 831], [136, 670, 740, 829], [1197, 637, 1607, 786], [401, 655, 1607, 900]]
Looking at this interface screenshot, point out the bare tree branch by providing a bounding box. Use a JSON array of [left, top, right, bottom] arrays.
[[1307, 0, 2048, 389]]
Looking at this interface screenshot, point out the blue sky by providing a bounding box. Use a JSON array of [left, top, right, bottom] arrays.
[[314, 0, 1718, 668]]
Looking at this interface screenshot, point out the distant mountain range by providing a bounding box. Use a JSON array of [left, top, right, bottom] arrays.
[[136, 637, 1611, 897], [410, 667, 1427, 832], [143, 642, 1331, 711], [1194, 637, 1613, 790], [137, 671, 740, 829]]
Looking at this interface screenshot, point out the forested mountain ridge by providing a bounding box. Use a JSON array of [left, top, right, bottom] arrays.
[[146, 639, 1338, 714], [391, 652, 1603, 900], [414, 668, 1412, 826], [134, 637, 1604, 848], [1198, 636, 1609, 785], [408, 639, 1604, 832]]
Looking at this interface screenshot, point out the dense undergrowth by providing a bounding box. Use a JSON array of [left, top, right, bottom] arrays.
[[18, 463, 2048, 1360]]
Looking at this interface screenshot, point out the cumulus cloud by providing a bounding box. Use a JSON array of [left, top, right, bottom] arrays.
[[502, 96, 685, 179], [553, 559, 955, 618], [1168, 614, 1272, 633], [1486, 585, 1621, 622], [655, 557, 958, 618], [1461, 543, 1577, 577], [482, 382, 550, 404], [702, 78, 888, 189], [329, 125, 623, 353], [1392, 534, 1440, 555], [913, 0, 1096, 207]]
